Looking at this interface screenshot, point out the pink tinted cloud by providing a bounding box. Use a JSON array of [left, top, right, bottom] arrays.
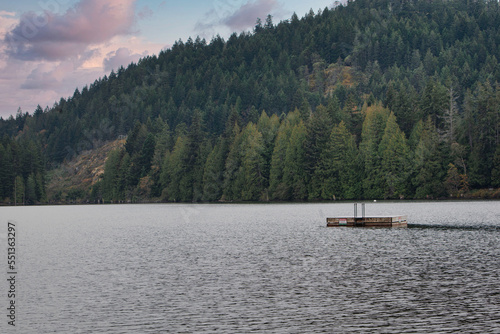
[[21, 62, 70, 90], [195, 0, 281, 36], [20, 49, 98, 90], [103, 47, 146, 72], [4, 0, 136, 61], [223, 0, 279, 31]]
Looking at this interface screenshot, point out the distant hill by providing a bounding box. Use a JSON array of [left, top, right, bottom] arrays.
[[1, 0, 500, 203]]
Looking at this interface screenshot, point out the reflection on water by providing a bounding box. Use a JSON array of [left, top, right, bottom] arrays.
[[1, 201, 500, 333], [409, 223, 500, 230]]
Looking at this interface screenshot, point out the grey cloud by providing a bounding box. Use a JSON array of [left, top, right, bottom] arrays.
[[103, 47, 145, 72], [4, 0, 136, 61], [223, 0, 278, 31], [195, 0, 280, 35]]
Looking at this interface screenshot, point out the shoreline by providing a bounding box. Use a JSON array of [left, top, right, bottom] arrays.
[[2, 194, 500, 207]]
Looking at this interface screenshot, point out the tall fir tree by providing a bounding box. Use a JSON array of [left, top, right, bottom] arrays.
[[283, 121, 308, 200], [378, 112, 411, 199], [412, 117, 446, 198], [268, 111, 302, 199], [359, 103, 390, 199]]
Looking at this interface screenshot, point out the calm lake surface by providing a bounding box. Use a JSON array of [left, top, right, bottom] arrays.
[[1, 201, 500, 333]]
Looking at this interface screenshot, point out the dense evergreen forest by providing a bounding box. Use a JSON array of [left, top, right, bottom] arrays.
[[1, 0, 500, 203]]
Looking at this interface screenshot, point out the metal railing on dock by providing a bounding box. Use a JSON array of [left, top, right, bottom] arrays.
[[354, 203, 365, 218]]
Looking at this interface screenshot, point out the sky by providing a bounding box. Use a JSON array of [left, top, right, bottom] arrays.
[[0, 0, 338, 119]]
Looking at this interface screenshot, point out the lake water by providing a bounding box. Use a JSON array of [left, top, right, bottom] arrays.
[[1, 201, 500, 333]]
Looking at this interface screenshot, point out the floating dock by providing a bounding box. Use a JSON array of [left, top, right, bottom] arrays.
[[326, 203, 407, 228], [326, 216, 408, 227]]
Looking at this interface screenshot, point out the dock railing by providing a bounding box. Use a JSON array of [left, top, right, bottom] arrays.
[[354, 203, 366, 218]]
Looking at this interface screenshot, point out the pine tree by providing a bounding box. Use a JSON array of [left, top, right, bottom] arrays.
[[440, 86, 459, 144], [379, 112, 409, 198], [240, 123, 266, 201], [326, 95, 344, 125], [119, 152, 132, 201], [222, 123, 242, 201], [420, 79, 448, 129], [269, 112, 299, 199], [0, 143, 15, 201], [305, 105, 333, 198], [378, 112, 410, 198], [35, 172, 46, 203], [182, 109, 206, 201], [492, 144, 500, 188], [140, 133, 156, 176], [14, 175, 25, 205], [102, 149, 123, 201], [445, 163, 461, 197], [283, 121, 308, 200], [315, 121, 358, 200], [408, 120, 424, 151], [125, 121, 148, 156], [299, 98, 311, 121], [202, 139, 224, 201], [256, 111, 280, 195], [161, 136, 188, 201], [25, 173, 37, 204], [359, 103, 390, 199], [412, 117, 445, 198], [152, 122, 171, 169]]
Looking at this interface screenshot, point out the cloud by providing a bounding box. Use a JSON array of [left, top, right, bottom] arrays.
[[223, 0, 278, 31], [0, 11, 18, 36], [21, 62, 68, 90], [103, 47, 146, 72], [0, 56, 105, 117], [196, 0, 281, 36], [20, 50, 98, 90], [0, 11, 16, 17], [4, 0, 136, 61], [0, 1, 165, 118], [0, 31, 166, 117]]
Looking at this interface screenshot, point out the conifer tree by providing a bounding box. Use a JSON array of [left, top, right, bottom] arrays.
[[412, 117, 445, 198], [445, 163, 461, 197], [202, 139, 224, 201], [119, 152, 132, 200], [315, 121, 358, 200], [25, 173, 37, 204], [283, 121, 308, 200], [152, 123, 171, 169], [140, 133, 156, 176], [256, 111, 280, 192], [359, 104, 390, 199], [161, 136, 188, 201], [14, 176, 25, 205], [378, 112, 410, 198], [269, 111, 302, 199], [240, 123, 266, 201], [222, 124, 242, 201], [491, 144, 500, 187], [305, 105, 333, 198]]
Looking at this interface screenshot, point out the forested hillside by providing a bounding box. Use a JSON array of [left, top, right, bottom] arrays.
[[1, 0, 500, 203]]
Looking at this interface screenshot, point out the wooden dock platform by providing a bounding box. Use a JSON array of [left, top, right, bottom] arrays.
[[326, 216, 408, 228]]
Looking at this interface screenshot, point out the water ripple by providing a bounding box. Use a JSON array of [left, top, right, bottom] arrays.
[[2, 202, 499, 333]]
